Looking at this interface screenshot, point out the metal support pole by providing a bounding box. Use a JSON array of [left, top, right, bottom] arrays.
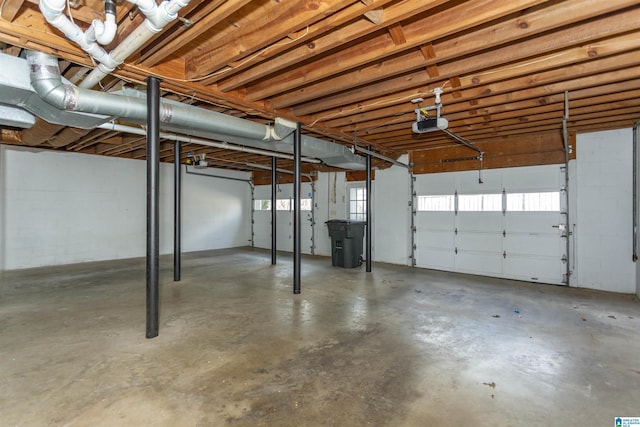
[[310, 179, 316, 255], [271, 156, 277, 265], [293, 123, 302, 294], [633, 119, 640, 262], [146, 76, 161, 339], [250, 184, 255, 248], [173, 141, 181, 282], [366, 145, 372, 272]]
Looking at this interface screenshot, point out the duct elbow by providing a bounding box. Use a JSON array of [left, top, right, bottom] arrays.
[[27, 51, 78, 111]]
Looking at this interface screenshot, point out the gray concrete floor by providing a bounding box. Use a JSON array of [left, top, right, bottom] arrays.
[[1, 248, 639, 426]]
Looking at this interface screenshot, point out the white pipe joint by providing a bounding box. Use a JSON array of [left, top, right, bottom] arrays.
[[93, 14, 117, 46], [39, 0, 65, 17], [129, 0, 177, 33]]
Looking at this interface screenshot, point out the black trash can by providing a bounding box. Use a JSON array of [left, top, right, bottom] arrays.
[[325, 219, 366, 268]]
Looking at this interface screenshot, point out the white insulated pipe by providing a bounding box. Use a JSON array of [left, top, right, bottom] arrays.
[[98, 122, 321, 164], [80, 0, 191, 89], [39, 0, 119, 70], [93, 0, 117, 46], [39, 0, 191, 89]]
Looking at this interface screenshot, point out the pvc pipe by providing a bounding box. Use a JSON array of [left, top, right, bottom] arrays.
[[81, 0, 192, 88], [96, 122, 321, 163], [38, 0, 118, 69]]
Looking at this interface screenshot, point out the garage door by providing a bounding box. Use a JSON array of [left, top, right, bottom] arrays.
[[416, 165, 567, 285], [253, 182, 314, 254]]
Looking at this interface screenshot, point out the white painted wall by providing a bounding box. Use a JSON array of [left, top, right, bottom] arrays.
[[0, 146, 251, 270], [575, 128, 635, 294]]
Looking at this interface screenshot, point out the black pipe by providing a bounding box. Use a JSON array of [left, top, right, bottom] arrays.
[[293, 123, 301, 294], [174, 140, 181, 282], [104, 0, 116, 16], [271, 156, 277, 265], [185, 166, 252, 183], [146, 76, 161, 339], [366, 145, 372, 272]]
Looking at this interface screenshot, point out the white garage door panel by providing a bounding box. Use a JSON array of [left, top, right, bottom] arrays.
[[253, 213, 271, 249], [276, 214, 293, 252], [417, 247, 455, 270], [504, 233, 561, 256], [456, 251, 503, 275], [457, 232, 502, 252], [503, 255, 563, 284], [504, 213, 559, 232], [457, 213, 502, 231], [502, 164, 562, 190], [421, 230, 455, 249], [418, 212, 455, 230]]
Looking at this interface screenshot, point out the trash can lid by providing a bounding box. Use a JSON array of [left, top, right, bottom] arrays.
[[325, 219, 366, 225]]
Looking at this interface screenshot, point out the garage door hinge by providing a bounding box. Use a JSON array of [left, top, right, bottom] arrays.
[[454, 247, 458, 254], [561, 254, 568, 264], [503, 251, 507, 259], [454, 227, 458, 235], [503, 230, 506, 237]]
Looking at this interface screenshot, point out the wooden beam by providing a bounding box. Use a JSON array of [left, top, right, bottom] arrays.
[[322, 35, 640, 132], [387, 23, 406, 45], [1, 0, 25, 22], [216, 0, 446, 91], [293, 9, 640, 117], [139, 0, 241, 67], [420, 43, 439, 77], [410, 132, 569, 174], [246, 0, 549, 102], [185, 0, 358, 79]]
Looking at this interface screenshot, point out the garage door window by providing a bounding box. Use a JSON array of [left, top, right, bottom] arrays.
[[458, 194, 502, 212], [506, 192, 560, 212], [417, 195, 455, 211]]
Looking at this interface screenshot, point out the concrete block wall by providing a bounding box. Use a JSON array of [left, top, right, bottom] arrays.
[[0, 146, 251, 270]]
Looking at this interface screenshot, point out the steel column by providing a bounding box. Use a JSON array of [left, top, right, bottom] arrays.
[[366, 145, 372, 272], [272, 156, 277, 265], [293, 123, 302, 294], [174, 141, 181, 282], [633, 119, 640, 262], [146, 76, 161, 339]]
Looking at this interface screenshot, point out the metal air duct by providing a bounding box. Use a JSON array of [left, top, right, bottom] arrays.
[[0, 51, 366, 169]]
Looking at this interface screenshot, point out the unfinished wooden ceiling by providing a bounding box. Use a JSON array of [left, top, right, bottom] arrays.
[[0, 0, 638, 174]]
